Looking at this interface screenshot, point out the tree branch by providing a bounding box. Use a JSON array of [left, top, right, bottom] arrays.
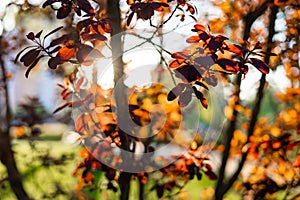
[[215, 1, 273, 199], [223, 5, 278, 194]]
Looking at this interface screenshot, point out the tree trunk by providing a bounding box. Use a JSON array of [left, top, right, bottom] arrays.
[[0, 131, 31, 200], [0, 36, 30, 200], [106, 1, 132, 200]]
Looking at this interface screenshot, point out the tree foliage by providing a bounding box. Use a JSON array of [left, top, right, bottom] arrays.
[[9, 0, 300, 199]]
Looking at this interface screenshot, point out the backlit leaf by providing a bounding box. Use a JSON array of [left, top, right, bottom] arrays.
[[227, 44, 247, 56], [216, 58, 239, 74], [169, 59, 184, 69], [187, 4, 195, 14], [195, 81, 209, 90], [58, 46, 75, 61], [193, 24, 206, 32], [294, 152, 300, 167], [193, 88, 208, 109], [249, 58, 269, 74], [186, 36, 200, 43]]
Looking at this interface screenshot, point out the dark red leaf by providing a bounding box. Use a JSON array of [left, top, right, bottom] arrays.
[[187, 4, 195, 14], [53, 102, 72, 114], [138, 4, 154, 20], [77, 0, 95, 15], [62, 91, 72, 100], [48, 56, 63, 69], [227, 44, 247, 57], [35, 30, 43, 38], [127, 12, 135, 26], [167, 83, 186, 101], [26, 32, 35, 40], [49, 46, 62, 54], [156, 185, 164, 198], [287, 140, 300, 150], [193, 88, 207, 109], [171, 52, 186, 59], [194, 81, 209, 90], [25, 55, 44, 78], [151, 2, 169, 10], [48, 34, 70, 48], [205, 74, 218, 87], [57, 83, 65, 89], [249, 58, 269, 74], [57, 5, 72, 19], [254, 42, 262, 49], [103, 21, 112, 33], [76, 44, 103, 63], [20, 49, 41, 67], [196, 171, 202, 180], [216, 58, 239, 74], [44, 26, 64, 39], [81, 33, 107, 41], [199, 32, 210, 42], [175, 64, 202, 82], [77, 18, 93, 31], [178, 90, 192, 107], [167, 90, 178, 101], [194, 56, 215, 67], [14, 46, 36, 63], [204, 170, 217, 180], [258, 51, 277, 57], [73, 5, 81, 16], [42, 0, 56, 8]]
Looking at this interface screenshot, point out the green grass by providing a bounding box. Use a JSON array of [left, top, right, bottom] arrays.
[[0, 139, 80, 200], [0, 139, 243, 200]]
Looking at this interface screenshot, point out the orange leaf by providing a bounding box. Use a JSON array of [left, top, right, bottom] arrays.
[[186, 36, 200, 43], [227, 44, 246, 56], [294, 152, 300, 167], [169, 59, 184, 69], [194, 24, 206, 32], [58, 46, 75, 60]]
